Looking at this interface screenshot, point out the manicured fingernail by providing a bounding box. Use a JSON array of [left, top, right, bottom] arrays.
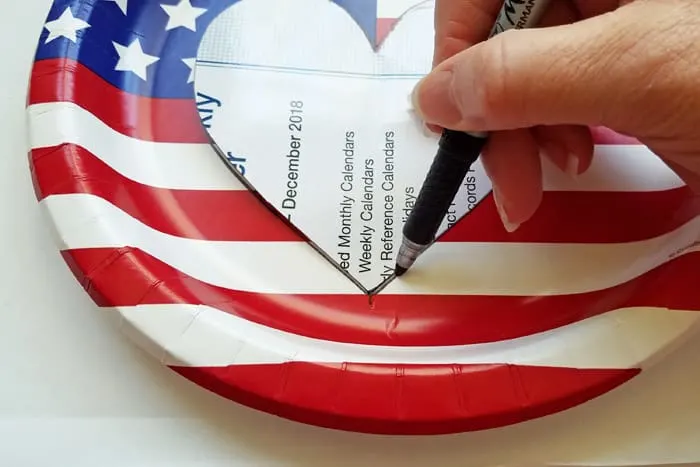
[[411, 70, 462, 127], [566, 153, 580, 178], [493, 188, 520, 233]]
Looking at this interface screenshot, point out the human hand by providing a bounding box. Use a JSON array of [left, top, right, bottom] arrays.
[[413, 0, 700, 232]]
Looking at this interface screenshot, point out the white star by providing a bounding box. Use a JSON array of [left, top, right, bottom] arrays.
[[160, 0, 207, 32], [44, 7, 90, 43], [112, 39, 160, 81], [105, 0, 129, 15], [181, 57, 196, 83]]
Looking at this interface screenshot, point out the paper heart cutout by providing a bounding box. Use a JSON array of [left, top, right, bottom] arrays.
[[193, 0, 494, 291]]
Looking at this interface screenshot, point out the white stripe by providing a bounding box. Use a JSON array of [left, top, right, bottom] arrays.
[[27, 102, 684, 192], [41, 193, 700, 296], [385, 229, 700, 296], [40, 193, 357, 294], [114, 303, 700, 369], [27, 102, 245, 191]]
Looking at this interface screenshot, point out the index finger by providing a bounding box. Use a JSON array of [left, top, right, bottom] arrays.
[[433, 0, 502, 67]]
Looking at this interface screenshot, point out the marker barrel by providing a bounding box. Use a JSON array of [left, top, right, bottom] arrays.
[[401, 130, 486, 246]]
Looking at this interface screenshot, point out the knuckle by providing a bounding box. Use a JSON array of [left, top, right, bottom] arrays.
[[468, 31, 518, 125]]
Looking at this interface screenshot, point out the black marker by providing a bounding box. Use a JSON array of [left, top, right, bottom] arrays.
[[395, 0, 552, 276]]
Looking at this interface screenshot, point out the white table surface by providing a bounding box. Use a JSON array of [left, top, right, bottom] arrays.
[[2, 2, 700, 466]]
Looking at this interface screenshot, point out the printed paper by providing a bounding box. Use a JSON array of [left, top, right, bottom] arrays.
[[193, 0, 493, 291]]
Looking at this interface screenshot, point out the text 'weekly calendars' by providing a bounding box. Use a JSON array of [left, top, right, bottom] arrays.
[[193, 0, 493, 290]]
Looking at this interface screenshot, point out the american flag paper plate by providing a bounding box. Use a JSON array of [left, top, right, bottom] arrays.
[[26, 0, 700, 435]]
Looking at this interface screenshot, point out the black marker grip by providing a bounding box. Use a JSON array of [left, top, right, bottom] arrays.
[[402, 130, 486, 246]]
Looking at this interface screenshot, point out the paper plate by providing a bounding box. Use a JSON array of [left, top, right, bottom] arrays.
[[26, 0, 700, 435]]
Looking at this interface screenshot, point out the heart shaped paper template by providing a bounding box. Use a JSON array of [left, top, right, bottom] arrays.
[[193, 0, 493, 291]]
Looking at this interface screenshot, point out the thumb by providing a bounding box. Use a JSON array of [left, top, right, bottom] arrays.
[[412, 1, 691, 135]]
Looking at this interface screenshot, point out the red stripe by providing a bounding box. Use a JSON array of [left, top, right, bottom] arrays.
[[172, 362, 638, 435], [60, 247, 700, 346], [29, 58, 208, 143], [29, 58, 638, 147], [442, 187, 700, 244], [31, 144, 699, 244], [31, 145, 303, 242]]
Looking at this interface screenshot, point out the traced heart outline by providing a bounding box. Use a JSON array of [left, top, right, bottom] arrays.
[[193, 0, 494, 294], [333, 0, 436, 51]]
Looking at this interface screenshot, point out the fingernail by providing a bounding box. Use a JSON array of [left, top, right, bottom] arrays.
[[566, 153, 580, 178], [411, 70, 462, 127], [492, 188, 520, 233]]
